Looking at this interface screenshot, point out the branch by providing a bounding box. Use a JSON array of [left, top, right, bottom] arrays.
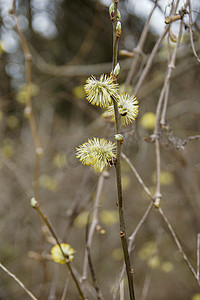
[[0, 262, 38, 300], [82, 173, 105, 298], [188, 0, 200, 63], [112, 2, 135, 299], [11, 4, 43, 203], [32, 201, 85, 299], [124, 0, 158, 90], [122, 153, 200, 286]]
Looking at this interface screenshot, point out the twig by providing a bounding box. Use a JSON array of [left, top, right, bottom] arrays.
[[120, 279, 124, 300], [133, 25, 169, 96], [11, 2, 43, 203], [0, 262, 38, 300], [141, 271, 152, 300], [113, 200, 153, 300], [32, 201, 85, 299], [121, 153, 153, 200], [158, 207, 200, 286], [188, 0, 200, 63], [61, 274, 70, 300], [128, 202, 153, 251], [112, 2, 135, 299], [87, 246, 103, 300], [197, 233, 200, 280], [153, 17, 184, 207], [82, 173, 105, 298], [121, 153, 200, 286], [124, 0, 158, 90]]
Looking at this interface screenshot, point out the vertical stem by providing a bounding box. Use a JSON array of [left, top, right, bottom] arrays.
[[112, 2, 135, 299]]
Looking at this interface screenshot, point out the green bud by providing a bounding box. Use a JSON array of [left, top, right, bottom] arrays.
[[109, 2, 121, 21], [117, 9, 121, 21], [30, 197, 38, 208], [113, 63, 120, 77], [116, 21, 121, 32], [109, 3, 114, 17], [115, 134, 124, 142]]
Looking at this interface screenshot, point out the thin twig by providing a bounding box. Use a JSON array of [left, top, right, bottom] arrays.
[[121, 153, 153, 200], [133, 25, 169, 96], [112, 2, 135, 299], [197, 233, 200, 280], [113, 200, 153, 300], [121, 154, 200, 286], [82, 173, 105, 298], [120, 279, 124, 300], [61, 275, 70, 300], [140, 271, 152, 300], [32, 203, 85, 299], [128, 202, 153, 251], [188, 0, 200, 63], [153, 17, 184, 207], [11, 3, 43, 204], [158, 207, 200, 286], [0, 262, 38, 300], [124, 0, 158, 90]]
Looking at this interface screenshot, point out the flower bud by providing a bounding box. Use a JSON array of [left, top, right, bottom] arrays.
[[109, 3, 114, 18], [30, 197, 38, 208], [115, 134, 124, 142], [116, 21, 121, 32], [109, 2, 121, 21], [116, 21, 122, 37], [113, 63, 120, 77]]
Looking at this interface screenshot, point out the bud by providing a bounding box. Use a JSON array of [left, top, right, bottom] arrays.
[[109, 2, 121, 21], [109, 2, 114, 18], [30, 197, 38, 208], [113, 63, 120, 77], [115, 134, 124, 143], [36, 147, 44, 157], [154, 198, 160, 208], [117, 9, 121, 21], [116, 21, 121, 32], [116, 21, 122, 37]]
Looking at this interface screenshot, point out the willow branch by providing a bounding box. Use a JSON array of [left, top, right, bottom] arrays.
[[82, 173, 105, 298], [122, 154, 200, 286], [11, 4, 43, 203], [32, 203, 85, 299], [153, 18, 184, 207], [133, 25, 169, 96], [124, 0, 158, 90], [0, 262, 38, 300], [112, 2, 135, 299], [188, 0, 200, 63], [113, 199, 153, 300], [197, 233, 200, 280]]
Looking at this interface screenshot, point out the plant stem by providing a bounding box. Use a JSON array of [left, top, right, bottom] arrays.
[[0, 262, 38, 300], [35, 205, 85, 299], [112, 2, 135, 299]]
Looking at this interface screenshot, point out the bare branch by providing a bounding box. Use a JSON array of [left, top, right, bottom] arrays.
[[0, 262, 38, 300]]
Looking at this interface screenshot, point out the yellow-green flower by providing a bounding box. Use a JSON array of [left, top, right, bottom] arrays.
[[51, 243, 76, 264], [76, 138, 116, 173], [84, 74, 119, 108], [107, 93, 139, 126]]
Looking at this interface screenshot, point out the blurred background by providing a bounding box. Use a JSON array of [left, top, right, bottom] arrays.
[[0, 0, 200, 299]]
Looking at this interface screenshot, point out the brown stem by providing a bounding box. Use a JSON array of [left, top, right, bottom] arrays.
[[112, 2, 135, 299]]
